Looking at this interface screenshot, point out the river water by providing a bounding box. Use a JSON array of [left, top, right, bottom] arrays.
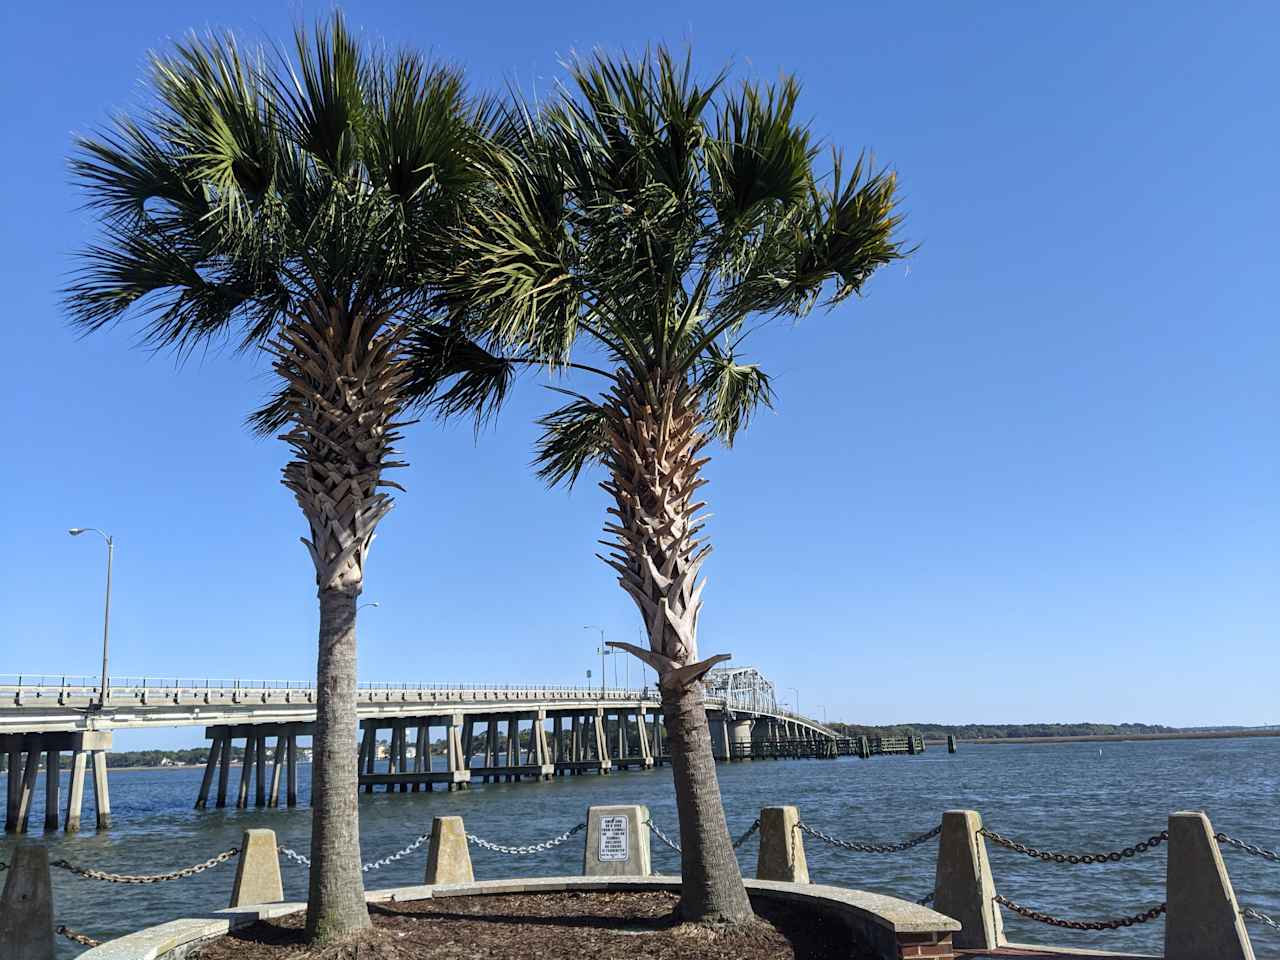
[[3, 736, 1278, 958]]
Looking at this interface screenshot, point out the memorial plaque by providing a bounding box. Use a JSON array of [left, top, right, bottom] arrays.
[[598, 815, 629, 862]]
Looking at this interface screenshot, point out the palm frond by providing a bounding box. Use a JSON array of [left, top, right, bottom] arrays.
[[533, 391, 611, 488], [695, 341, 775, 446], [400, 322, 517, 427]]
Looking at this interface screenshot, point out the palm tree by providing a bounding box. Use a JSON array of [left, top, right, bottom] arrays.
[[65, 16, 502, 941], [440, 49, 908, 923]]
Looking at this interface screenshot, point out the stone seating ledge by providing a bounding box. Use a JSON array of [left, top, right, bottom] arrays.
[[81, 875, 961, 960]]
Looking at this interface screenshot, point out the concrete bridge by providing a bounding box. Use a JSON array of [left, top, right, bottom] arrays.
[[1, 669, 837, 835]]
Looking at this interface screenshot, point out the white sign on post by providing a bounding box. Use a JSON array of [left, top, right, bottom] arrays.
[[598, 815, 630, 862]]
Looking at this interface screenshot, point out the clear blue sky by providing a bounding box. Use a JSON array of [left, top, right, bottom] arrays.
[[2, 1, 1276, 748]]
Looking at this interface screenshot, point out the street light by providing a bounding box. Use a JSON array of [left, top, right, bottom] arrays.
[[359, 601, 380, 611], [583, 625, 610, 695], [69, 527, 113, 710]]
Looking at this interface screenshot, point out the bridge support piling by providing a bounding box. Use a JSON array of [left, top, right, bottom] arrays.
[[90, 749, 110, 829], [216, 735, 231, 807], [16, 750, 37, 832], [254, 733, 267, 807], [43, 750, 59, 832], [5, 746, 20, 832], [413, 725, 427, 792], [195, 735, 222, 809], [268, 735, 284, 807], [236, 735, 254, 808], [65, 749, 86, 831], [285, 734, 298, 807]]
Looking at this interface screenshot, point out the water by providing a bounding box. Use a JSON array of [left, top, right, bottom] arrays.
[[3, 737, 1278, 958]]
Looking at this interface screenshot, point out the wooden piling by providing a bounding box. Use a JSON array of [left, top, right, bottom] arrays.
[[195, 736, 222, 809], [5, 747, 20, 832], [237, 736, 254, 808], [17, 751, 38, 832]]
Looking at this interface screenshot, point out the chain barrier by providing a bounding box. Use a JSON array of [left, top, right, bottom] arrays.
[[979, 827, 1167, 865], [917, 890, 936, 906], [51, 848, 239, 884], [994, 893, 1166, 931], [1217, 833, 1280, 865], [466, 823, 586, 856], [0, 860, 7, 871], [796, 821, 942, 854], [733, 819, 761, 849], [279, 845, 311, 867], [1244, 907, 1280, 930], [361, 834, 430, 872], [645, 819, 682, 853], [57, 925, 102, 948]]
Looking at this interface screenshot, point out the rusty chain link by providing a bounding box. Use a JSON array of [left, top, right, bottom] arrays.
[[797, 821, 942, 854], [51, 848, 239, 884], [980, 827, 1167, 864], [994, 893, 1166, 930], [0, 860, 7, 871], [57, 925, 102, 948], [1216, 832, 1280, 865]]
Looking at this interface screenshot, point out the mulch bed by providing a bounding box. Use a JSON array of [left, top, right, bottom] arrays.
[[194, 891, 864, 960]]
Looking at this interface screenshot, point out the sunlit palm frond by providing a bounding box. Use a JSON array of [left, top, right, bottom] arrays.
[[694, 341, 775, 446], [533, 391, 611, 488]]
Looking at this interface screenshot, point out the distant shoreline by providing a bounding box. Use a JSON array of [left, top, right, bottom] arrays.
[[925, 728, 1280, 746]]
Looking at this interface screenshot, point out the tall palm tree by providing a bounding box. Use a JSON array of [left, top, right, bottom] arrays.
[[440, 49, 907, 923], [65, 16, 501, 941]]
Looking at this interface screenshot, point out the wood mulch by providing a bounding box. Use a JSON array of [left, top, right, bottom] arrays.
[[194, 891, 865, 960]]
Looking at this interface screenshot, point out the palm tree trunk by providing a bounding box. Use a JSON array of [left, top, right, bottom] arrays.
[[306, 585, 368, 940], [269, 300, 410, 942], [661, 679, 753, 922], [600, 371, 753, 924]]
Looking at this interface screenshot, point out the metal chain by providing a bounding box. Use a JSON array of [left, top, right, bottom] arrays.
[[994, 894, 1166, 931], [796, 821, 942, 854], [279, 846, 310, 867], [0, 860, 7, 871], [980, 828, 1167, 864], [645, 819, 682, 853], [51, 848, 239, 884], [361, 834, 430, 872], [733, 819, 761, 849], [918, 890, 936, 906], [1217, 833, 1280, 865], [466, 822, 586, 856], [1243, 907, 1280, 930], [58, 925, 102, 948]]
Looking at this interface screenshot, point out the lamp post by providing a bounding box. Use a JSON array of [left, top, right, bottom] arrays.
[[584, 625, 608, 695], [359, 601, 380, 611], [69, 528, 113, 710]]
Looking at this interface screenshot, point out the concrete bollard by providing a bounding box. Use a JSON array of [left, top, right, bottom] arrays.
[[584, 804, 651, 877], [229, 829, 284, 907], [756, 805, 809, 883], [0, 843, 55, 960], [425, 815, 474, 884], [933, 810, 1003, 951], [1165, 811, 1254, 960]]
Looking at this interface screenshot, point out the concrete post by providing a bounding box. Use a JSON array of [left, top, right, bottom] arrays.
[[43, 750, 59, 832], [933, 809, 1003, 951], [65, 749, 87, 832], [584, 804, 651, 877], [757, 805, 809, 883], [229, 829, 284, 907], [1165, 811, 1254, 960], [0, 843, 55, 960], [425, 815, 474, 884], [90, 750, 111, 829]]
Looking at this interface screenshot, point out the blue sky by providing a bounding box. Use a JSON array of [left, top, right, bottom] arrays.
[[2, 1, 1276, 748]]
